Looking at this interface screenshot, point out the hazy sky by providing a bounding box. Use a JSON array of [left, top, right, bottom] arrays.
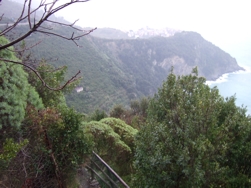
[[54, 0, 251, 53]]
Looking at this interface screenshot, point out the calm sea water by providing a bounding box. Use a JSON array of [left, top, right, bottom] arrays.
[[206, 59, 251, 116]]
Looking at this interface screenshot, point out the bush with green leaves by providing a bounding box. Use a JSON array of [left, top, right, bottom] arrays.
[[0, 36, 43, 128], [48, 107, 93, 175], [84, 118, 138, 178], [100, 118, 138, 150], [110, 104, 126, 118], [134, 68, 251, 187], [27, 61, 79, 108], [0, 35, 91, 186], [0, 137, 28, 169], [88, 109, 108, 121], [22, 106, 93, 185], [109, 98, 150, 129]]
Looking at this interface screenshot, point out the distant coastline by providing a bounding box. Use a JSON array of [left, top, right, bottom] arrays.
[[205, 62, 251, 115], [206, 66, 247, 85]]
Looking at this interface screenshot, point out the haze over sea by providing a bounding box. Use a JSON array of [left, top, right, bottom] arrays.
[[206, 49, 251, 116]]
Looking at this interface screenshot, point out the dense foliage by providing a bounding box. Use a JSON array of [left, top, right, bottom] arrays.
[[1, 2, 250, 186], [0, 36, 43, 128], [27, 61, 78, 107], [84, 118, 138, 178], [134, 68, 251, 187], [0, 36, 92, 187], [24, 106, 92, 184], [109, 97, 149, 129]]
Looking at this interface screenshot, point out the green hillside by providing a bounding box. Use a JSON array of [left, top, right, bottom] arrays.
[[23, 28, 243, 113], [0, 0, 243, 114], [25, 32, 133, 113]]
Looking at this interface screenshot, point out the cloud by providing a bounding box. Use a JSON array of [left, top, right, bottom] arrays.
[[55, 0, 251, 50]]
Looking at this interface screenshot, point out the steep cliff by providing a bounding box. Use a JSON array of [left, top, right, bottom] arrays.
[[91, 31, 243, 82]]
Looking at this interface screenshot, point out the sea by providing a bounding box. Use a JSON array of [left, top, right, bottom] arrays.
[[206, 55, 251, 116]]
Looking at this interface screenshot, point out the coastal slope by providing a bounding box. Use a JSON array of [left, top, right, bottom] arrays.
[[0, 0, 243, 112]]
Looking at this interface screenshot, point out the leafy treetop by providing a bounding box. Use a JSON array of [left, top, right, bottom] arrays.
[[134, 68, 251, 187]]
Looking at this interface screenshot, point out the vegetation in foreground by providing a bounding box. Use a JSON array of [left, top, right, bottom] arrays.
[[1, 2, 251, 185], [1, 39, 251, 186], [133, 68, 251, 187]]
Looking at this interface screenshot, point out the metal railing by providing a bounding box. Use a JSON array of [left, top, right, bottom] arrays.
[[86, 151, 130, 188]]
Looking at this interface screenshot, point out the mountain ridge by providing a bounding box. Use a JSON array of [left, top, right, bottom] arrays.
[[90, 27, 181, 39], [90, 31, 243, 81], [0, 0, 244, 113]]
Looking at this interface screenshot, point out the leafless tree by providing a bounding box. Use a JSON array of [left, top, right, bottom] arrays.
[[0, 0, 96, 90]]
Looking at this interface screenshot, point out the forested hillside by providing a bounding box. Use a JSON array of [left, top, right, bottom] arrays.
[[1, 1, 251, 187], [16, 27, 244, 113], [0, 1, 243, 114]]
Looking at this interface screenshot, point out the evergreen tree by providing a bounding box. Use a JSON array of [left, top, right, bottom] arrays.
[[134, 68, 251, 187], [0, 36, 43, 128]]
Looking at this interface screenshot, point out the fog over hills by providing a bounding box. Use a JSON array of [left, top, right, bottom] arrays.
[[0, 0, 244, 113]]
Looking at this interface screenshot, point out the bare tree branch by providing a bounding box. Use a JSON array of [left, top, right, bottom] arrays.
[[0, 0, 94, 50], [0, 58, 81, 91], [0, 0, 95, 91], [7, 41, 42, 53], [46, 19, 82, 31], [37, 27, 96, 47], [0, 1, 28, 36]]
